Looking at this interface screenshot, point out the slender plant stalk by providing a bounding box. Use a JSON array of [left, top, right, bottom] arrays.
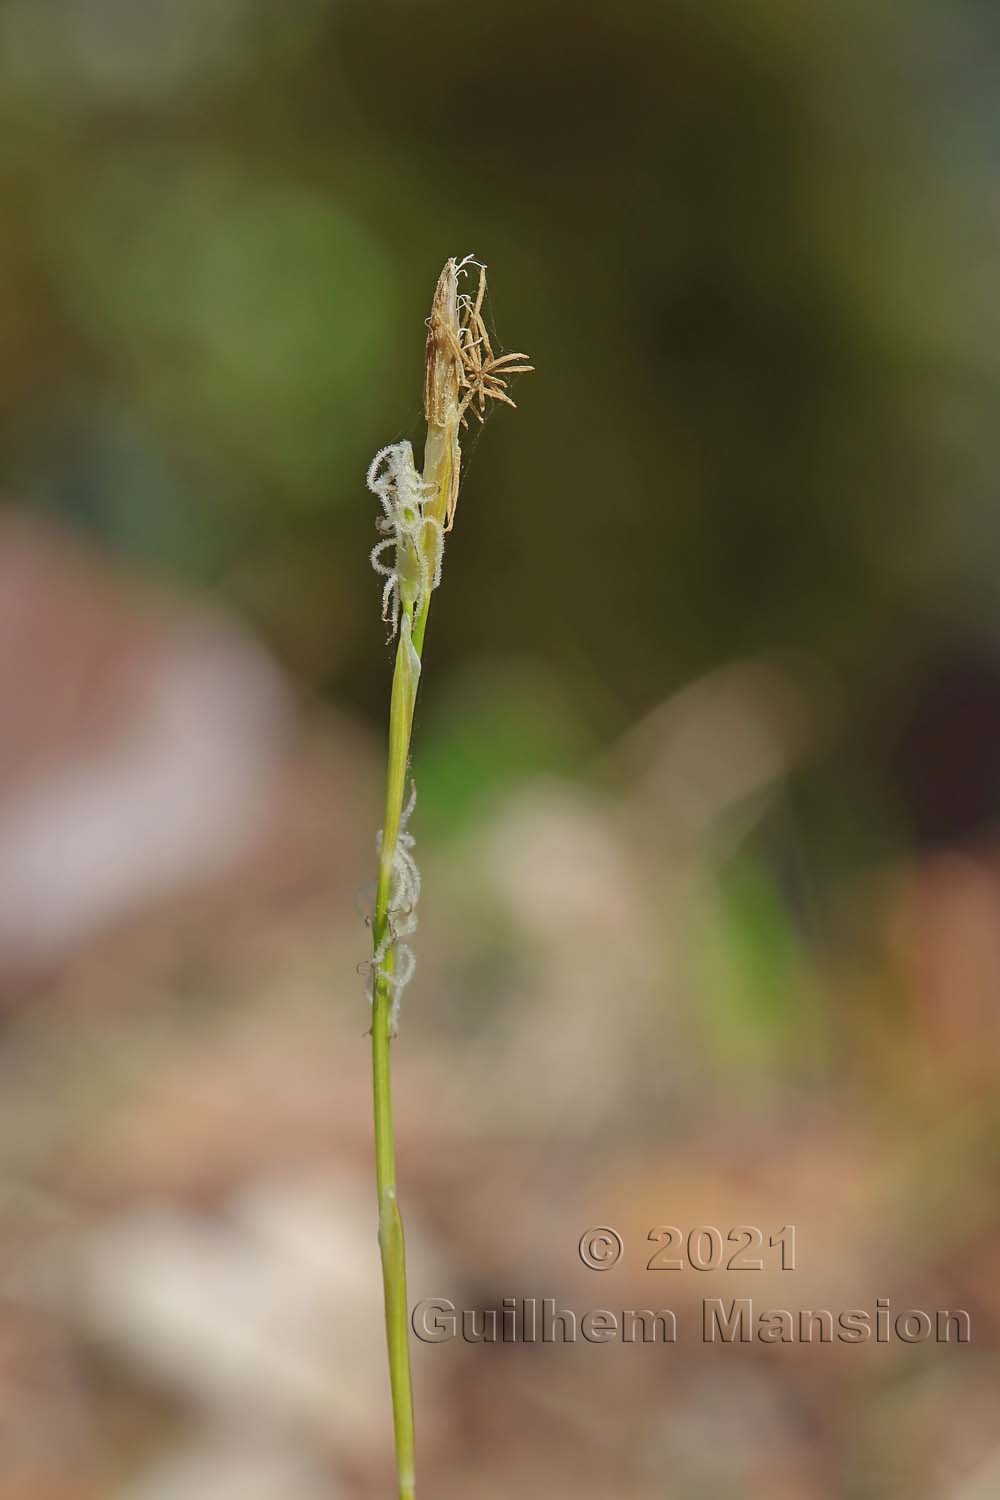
[[367, 256, 531, 1499], [371, 640, 419, 1500]]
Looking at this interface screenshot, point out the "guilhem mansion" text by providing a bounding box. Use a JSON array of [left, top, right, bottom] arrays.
[[412, 1296, 972, 1346]]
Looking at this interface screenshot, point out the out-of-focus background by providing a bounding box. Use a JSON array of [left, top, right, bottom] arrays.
[[1, 1, 999, 1496]]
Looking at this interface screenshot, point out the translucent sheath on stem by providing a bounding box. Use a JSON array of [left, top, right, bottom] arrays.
[[367, 256, 530, 1498]]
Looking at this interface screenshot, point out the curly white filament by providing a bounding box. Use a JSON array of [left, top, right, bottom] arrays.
[[367, 441, 444, 639], [369, 779, 422, 1034]]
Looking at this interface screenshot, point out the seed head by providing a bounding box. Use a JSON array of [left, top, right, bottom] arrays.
[[421, 255, 532, 532]]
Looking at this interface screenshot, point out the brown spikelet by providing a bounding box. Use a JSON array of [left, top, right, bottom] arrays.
[[423, 257, 463, 428]]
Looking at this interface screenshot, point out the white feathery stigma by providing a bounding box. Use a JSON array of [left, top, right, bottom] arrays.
[[367, 441, 443, 639]]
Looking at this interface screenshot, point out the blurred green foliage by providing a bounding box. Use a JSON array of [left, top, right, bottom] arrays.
[[0, 0, 998, 786]]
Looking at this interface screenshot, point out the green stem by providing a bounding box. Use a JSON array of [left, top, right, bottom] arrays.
[[371, 605, 422, 1500], [371, 986, 415, 1500]]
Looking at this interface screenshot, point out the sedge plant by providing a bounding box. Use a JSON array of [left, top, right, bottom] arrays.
[[365, 256, 532, 1498]]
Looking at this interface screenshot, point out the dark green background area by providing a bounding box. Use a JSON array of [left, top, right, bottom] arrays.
[[2, 0, 1000, 843]]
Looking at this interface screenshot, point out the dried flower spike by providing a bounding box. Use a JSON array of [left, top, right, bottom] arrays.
[[422, 255, 532, 531]]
